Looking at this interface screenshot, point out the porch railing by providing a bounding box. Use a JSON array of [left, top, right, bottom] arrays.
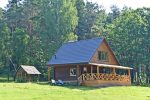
[[78, 73, 130, 85]]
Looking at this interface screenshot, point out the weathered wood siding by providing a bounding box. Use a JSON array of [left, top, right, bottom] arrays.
[[90, 40, 119, 65], [54, 65, 78, 81], [16, 68, 38, 82], [16, 68, 26, 77], [16, 68, 27, 81]]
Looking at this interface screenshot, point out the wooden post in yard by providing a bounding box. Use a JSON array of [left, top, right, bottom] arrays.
[[48, 67, 51, 82]]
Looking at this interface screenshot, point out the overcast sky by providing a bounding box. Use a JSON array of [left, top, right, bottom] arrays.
[[0, 0, 8, 8], [0, 0, 150, 12], [91, 0, 150, 12]]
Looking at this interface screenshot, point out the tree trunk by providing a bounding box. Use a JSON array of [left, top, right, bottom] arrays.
[[7, 57, 10, 82]]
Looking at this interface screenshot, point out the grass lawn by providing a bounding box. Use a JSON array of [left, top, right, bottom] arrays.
[[0, 82, 150, 100]]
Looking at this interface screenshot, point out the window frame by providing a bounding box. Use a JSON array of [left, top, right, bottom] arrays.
[[70, 68, 77, 76], [98, 51, 108, 61]]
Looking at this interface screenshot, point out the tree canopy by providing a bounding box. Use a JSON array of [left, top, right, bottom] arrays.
[[0, 0, 150, 83]]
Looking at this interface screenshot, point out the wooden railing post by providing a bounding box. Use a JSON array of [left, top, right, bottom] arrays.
[[83, 74, 85, 81], [112, 68, 116, 75], [91, 66, 93, 74]]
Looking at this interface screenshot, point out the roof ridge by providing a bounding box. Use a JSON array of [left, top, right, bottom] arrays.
[[48, 37, 104, 65]]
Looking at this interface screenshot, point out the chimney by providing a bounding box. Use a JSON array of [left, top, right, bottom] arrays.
[[54, 55, 57, 59]]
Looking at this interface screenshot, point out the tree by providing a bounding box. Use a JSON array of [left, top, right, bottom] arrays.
[[133, 8, 150, 83], [75, 1, 107, 40], [108, 10, 148, 66], [40, 0, 78, 41], [0, 22, 11, 68], [0, 8, 3, 20], [39, 0, 78, 60], [107, 9, 149, 84], [11, 28, 30, 65], [107, 5, 120, 24]]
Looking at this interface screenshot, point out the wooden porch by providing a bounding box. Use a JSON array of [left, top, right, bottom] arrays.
[[77, 63, 132, 86]]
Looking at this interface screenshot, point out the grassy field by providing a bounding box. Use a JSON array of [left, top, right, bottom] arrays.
[[0, 82, 150, 100]]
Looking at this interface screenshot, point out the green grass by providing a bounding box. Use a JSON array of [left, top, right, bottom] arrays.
[[0, 82, 150, 100]]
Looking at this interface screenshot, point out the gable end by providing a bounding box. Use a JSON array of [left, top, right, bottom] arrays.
[[89, 39, 120, 65]]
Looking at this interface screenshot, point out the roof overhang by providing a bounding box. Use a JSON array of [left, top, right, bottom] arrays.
[[48, 62, 133, 70], [47, 62, 89, 66], [20, 65, 41, 74], [89, 63, 133, 70]]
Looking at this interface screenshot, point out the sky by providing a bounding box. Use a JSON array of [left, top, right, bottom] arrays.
[[0, 0, 150, 12], [0, 0, 8, 8], [90, 0, 150, 12]]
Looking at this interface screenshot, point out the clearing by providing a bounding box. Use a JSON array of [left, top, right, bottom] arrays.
[[0, 82, 150, 100]]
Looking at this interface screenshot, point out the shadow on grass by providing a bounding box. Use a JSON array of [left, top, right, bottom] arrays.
[[129, 82, 150, 87], [0, 77, 129, 91], [35, 82, 108, 91], [0, 76, 14, 83], [132, 83, 150, 87]]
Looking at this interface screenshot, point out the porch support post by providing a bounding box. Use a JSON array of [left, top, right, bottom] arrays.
[[112, 68, 116, 74], [128, 69, 131, 77], [97, 66, 99, 74], [128, 69, 131, 84], [24, 73, 26, 81], [38, 74, 40, 82], [48, 66, 51, 82], [77, 65, 80, 77], [91, 66, 93, 74], [29, 74, 31, 82]]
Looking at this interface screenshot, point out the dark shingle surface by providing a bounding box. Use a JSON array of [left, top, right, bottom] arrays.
[[48, 38, 104, 65]]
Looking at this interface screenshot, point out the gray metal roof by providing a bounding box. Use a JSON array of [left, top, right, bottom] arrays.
[[48, 38, 104, 65], [21, 65, 41, 74]]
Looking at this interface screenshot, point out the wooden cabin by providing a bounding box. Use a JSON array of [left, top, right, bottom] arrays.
[[48, 38, 133, 86], [16, 65, 41, 82]]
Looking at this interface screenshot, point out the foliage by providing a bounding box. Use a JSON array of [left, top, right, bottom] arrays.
[[0, 0, 150, 83], [107, 9, 148, 66], [75, 1, 107, 40], [0, 8, 3, 20], [0, 21, 11, 67], [106, 9, 150, 84]]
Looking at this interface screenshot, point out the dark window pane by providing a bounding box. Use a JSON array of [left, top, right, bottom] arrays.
[[98, 51, 108, 61]]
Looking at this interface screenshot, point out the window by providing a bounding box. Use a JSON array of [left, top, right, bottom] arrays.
[[98, 51, 108, 61], [83, 67, 87, 73], [70, 68, 77, 76]]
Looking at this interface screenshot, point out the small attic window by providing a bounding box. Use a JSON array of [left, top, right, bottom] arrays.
[[98, 51, 108, 61]]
